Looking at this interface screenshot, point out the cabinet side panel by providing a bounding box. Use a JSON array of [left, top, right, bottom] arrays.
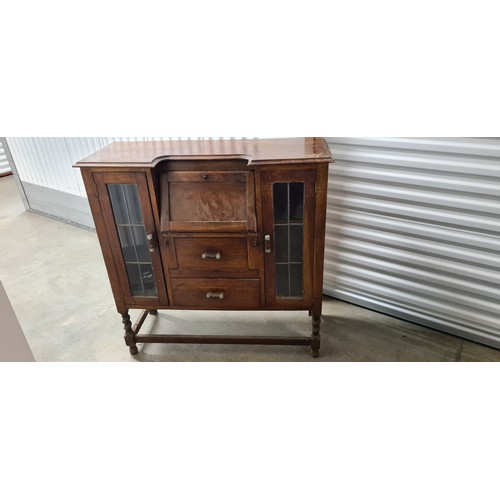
[[312, 164, 330, 317], [81, 169, 126, 313]]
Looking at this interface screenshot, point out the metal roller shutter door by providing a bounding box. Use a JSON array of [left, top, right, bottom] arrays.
[[0, 138, 11, 176], [324, 137, 500, 349]]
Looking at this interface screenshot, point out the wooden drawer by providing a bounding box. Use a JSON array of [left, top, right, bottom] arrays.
[[171, 236, 249, 272], [171, 278, 261, 309]]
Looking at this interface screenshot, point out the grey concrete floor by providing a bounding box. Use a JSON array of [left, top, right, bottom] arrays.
[[1, 175, 500, 362]]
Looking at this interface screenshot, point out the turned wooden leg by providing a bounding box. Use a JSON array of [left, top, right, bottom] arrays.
[[122, 312, 138, 355], [311, 315, 321, 358]]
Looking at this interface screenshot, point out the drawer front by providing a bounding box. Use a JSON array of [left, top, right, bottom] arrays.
[[171, 279, 261, 309], [172, 237, 249, 271]]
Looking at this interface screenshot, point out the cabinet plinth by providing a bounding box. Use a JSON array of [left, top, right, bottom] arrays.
[[75, 138, 333, 358]]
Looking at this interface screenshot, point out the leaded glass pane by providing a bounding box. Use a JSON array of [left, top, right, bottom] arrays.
[[108, 184, 157, 297], [273, 183, 288, 224], [273, 182, 305, 298]]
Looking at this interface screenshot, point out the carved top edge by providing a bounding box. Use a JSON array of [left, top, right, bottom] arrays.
[[73, 138, 333, 168]]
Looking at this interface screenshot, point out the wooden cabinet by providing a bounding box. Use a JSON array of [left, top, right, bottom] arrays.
[[75, 138, 332, 357]]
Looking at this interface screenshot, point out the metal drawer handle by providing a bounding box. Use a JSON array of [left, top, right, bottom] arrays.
[[206, 292, 224, 300], [202, 251, 221, 260]]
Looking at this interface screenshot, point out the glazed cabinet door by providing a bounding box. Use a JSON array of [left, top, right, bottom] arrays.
[[94, 172, 168, 307], [261, 169, 317, 308]]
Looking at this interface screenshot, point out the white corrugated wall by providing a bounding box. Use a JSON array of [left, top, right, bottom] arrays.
[[6, 137, 102, 195], [0, 138, 11, 176], [325, 138, 500, 348], [5, 136, 500, 347]]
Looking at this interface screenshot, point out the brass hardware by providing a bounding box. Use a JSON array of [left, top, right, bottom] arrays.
[[250, 234, 259, 247], [202, 251, 221, 260], [203, 174, 209, 180], [206, 292, 224, 300], [146, 233, 156, 252], [264, 234, 272, 254]]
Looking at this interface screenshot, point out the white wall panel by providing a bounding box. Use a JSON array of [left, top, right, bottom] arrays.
[[63, 138, 109, 195], [8, 136, 498, 348], [7, 137, 83, 195], [325, 138, 500, 348], [0, 139, 11, 175]]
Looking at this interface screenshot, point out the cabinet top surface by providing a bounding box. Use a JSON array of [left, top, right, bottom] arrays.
[[74, 137, 332, 168]]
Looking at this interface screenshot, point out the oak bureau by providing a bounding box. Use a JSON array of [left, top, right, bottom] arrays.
[[74, 138, 333, 357]]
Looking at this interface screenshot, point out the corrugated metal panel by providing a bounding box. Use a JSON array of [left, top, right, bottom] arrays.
[[325, 138, 500, 348], [63, 138, 107, 195], [6, 136, 499, 347], [7, 137, 84, 195], [0, 138, 11, 175]]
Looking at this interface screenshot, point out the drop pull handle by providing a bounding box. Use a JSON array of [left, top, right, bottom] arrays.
[[202, 251, 221, 260], [147, 233, 156, 252], [206, 292, 224, 300], [264, 234, 272, 254]]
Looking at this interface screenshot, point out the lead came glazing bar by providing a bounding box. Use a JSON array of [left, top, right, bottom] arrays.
[[288, 183, 291, 296]]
